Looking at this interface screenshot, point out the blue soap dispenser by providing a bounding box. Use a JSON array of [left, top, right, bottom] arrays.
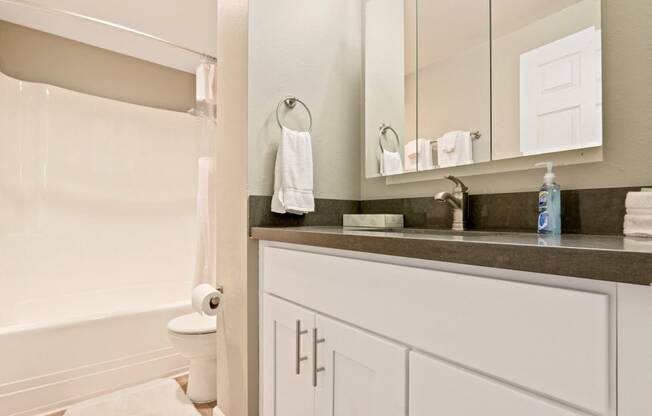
[[535, 162, 561, 235]]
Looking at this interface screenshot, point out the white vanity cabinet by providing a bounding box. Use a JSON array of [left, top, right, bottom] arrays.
[[259, 241, 622, 416], [262, 294, 407, 416]]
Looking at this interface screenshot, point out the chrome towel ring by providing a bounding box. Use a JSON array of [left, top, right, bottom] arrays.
[[276, 96, 313, 133], [378, 123, 400, 153]]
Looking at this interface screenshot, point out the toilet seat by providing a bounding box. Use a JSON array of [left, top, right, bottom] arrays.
[[167, 313, 217, 335]]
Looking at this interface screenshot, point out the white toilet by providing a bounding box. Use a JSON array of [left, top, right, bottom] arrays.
[[167, 313, 217, 403]]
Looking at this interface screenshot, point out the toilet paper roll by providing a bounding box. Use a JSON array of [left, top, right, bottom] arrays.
[[192, 284, 224, 316]]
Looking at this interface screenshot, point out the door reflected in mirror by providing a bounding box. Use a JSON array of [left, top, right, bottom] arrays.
[[491, 0, 602, 160]]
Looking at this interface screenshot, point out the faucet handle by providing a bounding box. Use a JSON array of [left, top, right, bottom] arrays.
[[444, 175, 468, 193]]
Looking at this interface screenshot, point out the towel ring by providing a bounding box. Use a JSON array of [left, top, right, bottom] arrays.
[[276, 96, 313, 133], [378, 123, 400, 153]]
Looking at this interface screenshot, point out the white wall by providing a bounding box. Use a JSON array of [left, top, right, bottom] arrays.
[[0, 71, 207, 325], [248, 0, 362, 200]]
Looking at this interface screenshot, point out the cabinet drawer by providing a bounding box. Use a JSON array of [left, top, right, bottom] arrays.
[[409, 351, 585, 416], [263, 245, 612, 415]]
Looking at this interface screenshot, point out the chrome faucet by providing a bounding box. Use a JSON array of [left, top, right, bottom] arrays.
[[434, 175, 469, 231]]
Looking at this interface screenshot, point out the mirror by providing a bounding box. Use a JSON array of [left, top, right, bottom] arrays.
[[364, 0, 417, 177], [417, 0, 491, 172], [491, 0, 602, 160], [364, 0, 603, 178]]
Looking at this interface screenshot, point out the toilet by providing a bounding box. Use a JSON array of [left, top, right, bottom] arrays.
[[167, 313, 217, 403]]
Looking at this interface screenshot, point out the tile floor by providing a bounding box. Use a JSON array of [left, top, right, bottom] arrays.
[[45, 375, 216, 416]]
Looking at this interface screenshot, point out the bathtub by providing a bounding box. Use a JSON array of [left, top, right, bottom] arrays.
[[0, 283, 193, 416]]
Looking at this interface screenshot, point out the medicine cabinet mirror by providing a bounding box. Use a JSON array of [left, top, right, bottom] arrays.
[[364, 0, 603, 178]]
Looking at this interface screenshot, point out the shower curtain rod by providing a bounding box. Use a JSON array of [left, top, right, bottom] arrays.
[[0, 0, 217, 62]]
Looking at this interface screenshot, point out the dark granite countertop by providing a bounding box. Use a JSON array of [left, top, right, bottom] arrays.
[[250, 226, 652, 286]]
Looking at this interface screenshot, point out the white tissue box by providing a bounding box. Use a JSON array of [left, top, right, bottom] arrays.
[[343, 214, 404, 229]]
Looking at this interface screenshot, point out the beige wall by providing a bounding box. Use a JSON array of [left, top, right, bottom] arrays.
[[247, 0, 362, 200], [362, 0, 652, 198], [0, 20, 195, 112]]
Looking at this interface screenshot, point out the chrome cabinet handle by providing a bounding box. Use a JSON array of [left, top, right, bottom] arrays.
[[295, 320, 308, 375], [312, 328, 325, 387]]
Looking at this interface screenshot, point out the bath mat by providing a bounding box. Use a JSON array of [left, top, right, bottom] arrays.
[[64, 378, 201, 416]]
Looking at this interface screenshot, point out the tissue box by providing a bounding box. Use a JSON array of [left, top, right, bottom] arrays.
[[343, 214, 404, 229]]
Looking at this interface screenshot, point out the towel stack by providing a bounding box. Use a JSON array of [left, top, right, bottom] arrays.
[[624, 192, 652, 237]]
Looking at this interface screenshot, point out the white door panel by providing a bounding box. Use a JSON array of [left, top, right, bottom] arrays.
[[315, 315, 407, 416], [262, 295, 315, 416], [520, 26, 599, 155], [410, 351, 587, 416]]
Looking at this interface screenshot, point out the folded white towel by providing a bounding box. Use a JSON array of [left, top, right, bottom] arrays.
[[624, 214, 652, 237], [625, 192, 652, 210], [193, 157, 216, 288], [623, 237, 652, 252], [380, 150, 404, 176], [271, 127, 315, 215], [437, 131, 474, 168]]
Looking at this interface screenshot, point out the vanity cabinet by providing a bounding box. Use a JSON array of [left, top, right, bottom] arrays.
[[262, 294, 407, 416], [260, 242, 618, 416]]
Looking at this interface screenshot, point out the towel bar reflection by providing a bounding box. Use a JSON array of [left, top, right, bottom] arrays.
[[378, 123, 400, 153], [429, 131, 482, 144], [276, 96, 313, 132]]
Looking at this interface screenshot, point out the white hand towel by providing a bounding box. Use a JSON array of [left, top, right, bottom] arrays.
[[271, 127, 315, 215], [624, 214, 652, 237], [196, 60, 217, 104], [440, 131, 458, 153], [437, 131, 474, 168], [625, 192, 652, 210], [193, 157, 216, 289], [380, 150, 404, 176], [404, 140, 418, 172], [403, 139, 434, 171]]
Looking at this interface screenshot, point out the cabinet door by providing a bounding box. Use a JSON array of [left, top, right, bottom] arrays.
[[262, 295, 315, 416], [410, 351, 586, 416], [314, 315, 407, 416]]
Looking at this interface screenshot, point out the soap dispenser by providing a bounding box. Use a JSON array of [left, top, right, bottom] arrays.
[[535, 162, 561, 235]]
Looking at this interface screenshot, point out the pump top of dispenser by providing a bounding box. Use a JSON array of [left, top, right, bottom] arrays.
[[535, 162, 556, 185]]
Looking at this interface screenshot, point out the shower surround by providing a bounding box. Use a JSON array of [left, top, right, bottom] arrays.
[[0, 71, 209, 416]]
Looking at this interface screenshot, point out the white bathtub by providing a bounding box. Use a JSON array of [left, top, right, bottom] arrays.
[[0, 284, 193, 416]]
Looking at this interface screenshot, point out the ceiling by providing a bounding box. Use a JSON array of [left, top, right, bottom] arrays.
[[0, 0, 217, 73]]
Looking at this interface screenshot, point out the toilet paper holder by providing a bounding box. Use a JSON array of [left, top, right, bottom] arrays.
[[208, 285, 224, 310]]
